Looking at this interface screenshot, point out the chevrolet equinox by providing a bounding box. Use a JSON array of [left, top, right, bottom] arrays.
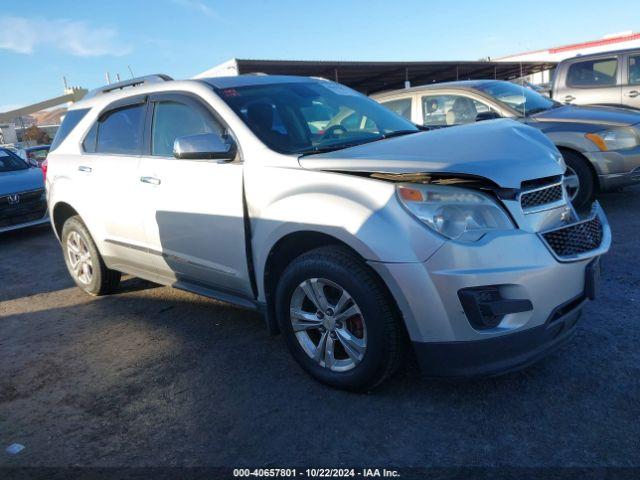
[[46, 74, 611, 390]]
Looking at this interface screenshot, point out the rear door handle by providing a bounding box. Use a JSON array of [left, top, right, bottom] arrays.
[[140, 176, 161, 185], [563, 95, 575, 103], [627, 90, 639, 98], [78, 166, 92, 173]]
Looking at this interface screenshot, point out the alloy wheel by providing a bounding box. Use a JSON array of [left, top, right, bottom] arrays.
[[66, 230, 94, 285], [289, 278, 367, 372]]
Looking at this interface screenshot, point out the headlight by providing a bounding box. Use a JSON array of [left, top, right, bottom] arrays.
[[586, 127, 639, 151], [397, 184, 514, 242]]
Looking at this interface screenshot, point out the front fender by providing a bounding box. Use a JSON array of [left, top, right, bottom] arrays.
[[245, 166, 445, 301]]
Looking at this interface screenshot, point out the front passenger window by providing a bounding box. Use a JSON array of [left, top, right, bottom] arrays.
[[152, 101, 223, 157]]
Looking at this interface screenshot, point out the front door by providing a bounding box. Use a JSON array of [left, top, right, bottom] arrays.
[[137, 93, 252, 296]]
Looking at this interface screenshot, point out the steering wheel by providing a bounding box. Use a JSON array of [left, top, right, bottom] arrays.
[[320, 124, 348, 140]]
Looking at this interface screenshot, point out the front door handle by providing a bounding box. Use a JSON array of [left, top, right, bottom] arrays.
[[564, 95, 575, 103], [140, 176, 161, 185], [627, 90, 639, 98], [78, 166, 92, 173]]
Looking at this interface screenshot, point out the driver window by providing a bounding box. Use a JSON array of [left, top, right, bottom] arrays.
[[422, 94, 491, 127], [151, 101, 223, 157]]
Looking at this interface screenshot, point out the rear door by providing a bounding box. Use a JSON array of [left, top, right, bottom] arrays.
[[622, 53, 640, 110], [557, 56, 622, 106], [137, 92, 252, 296], [81, 96, 156, 273]]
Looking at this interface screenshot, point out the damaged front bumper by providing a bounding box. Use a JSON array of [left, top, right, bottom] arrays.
[[369, 202, 611, 377]]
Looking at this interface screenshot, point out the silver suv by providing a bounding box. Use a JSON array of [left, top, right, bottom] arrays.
[[46, 74, 610, 390], [552, 48, 640, 109]]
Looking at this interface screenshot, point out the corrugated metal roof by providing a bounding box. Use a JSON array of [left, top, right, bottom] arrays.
[[198, 58, 556, 94]]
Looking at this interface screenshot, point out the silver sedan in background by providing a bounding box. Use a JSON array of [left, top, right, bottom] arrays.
[[374, 80, 640, 209]]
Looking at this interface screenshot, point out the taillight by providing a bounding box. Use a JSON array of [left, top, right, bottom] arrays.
[[41, 159, 48, 181]]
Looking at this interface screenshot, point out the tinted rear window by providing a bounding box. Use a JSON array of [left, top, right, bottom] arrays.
[[50, 108, 89, 151]]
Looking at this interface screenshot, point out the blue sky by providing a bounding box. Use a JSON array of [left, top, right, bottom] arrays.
[[0, 0, 638, 109]]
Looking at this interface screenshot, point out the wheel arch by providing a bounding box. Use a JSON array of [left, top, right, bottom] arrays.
[[52, 201, 80, 240], [556, 146, 601, 190], [261, 230, 403, 336]]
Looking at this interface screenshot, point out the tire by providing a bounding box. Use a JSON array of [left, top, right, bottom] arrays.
[[61, 216, 121, 296], [562, 150, 596, 210], [275, 246, 404, 391]]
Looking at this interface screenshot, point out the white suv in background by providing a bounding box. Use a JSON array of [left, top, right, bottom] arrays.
[[46, 74, 610, 390]]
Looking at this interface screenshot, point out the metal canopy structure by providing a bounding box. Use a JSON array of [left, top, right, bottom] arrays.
[[202, 59, 556, 95]]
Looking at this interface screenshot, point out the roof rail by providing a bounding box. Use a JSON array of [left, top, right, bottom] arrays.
[[83, 74, 173, 99]]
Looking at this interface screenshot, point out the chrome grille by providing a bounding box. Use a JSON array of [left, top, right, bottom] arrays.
[[541, 216, 603, 258]]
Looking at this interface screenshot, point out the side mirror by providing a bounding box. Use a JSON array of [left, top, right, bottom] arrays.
[[173, 133, 236, 161], [475, 111, 501, 122]]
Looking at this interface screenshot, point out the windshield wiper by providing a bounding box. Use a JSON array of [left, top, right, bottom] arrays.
[[527, 107, 554, 115], [298, 141, 374, 156], [298, 129, 420, 156], [378, 129, 421, 139]]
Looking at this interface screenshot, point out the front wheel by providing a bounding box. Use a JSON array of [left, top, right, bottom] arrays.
[[275, 246, 404, 391], [562, 150, 596, 210], [61, 216, 121, 296]]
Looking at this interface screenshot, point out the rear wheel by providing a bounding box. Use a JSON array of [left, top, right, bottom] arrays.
[[562, 150, 596, 210], [275, 246, 404, 391], [61, 216, 121, 296]]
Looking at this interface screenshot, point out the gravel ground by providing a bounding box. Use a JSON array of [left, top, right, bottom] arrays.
[[0, 187, 639, 470]]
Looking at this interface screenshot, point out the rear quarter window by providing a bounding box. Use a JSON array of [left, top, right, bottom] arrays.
[[50, 108, 90, 151]]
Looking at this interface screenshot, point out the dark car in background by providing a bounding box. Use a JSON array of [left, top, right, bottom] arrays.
[[0, 147, 48, 233], [374, 80, 640, 208]]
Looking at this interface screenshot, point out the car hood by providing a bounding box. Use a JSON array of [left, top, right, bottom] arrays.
[[0, 167, 44, 195], [532, 104, 640, 127], [298, 119, 563, 189]]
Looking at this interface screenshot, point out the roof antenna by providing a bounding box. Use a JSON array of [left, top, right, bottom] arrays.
[[116, 73, 121, 82], [519, 61, 526, 117], [105, 72, 111, 85], [127, 65, 135, 79]]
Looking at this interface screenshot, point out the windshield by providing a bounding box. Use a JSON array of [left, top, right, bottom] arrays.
[[0, 149, 29, 172], [216, 81, 418, 155], [474, 81, 558, 116]]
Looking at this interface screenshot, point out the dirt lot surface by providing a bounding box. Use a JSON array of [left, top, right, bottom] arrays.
[[1, 187, 639, 470]]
